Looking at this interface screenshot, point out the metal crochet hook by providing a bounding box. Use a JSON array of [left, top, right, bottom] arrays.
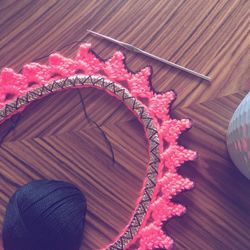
[[87, 29, 212, 82]]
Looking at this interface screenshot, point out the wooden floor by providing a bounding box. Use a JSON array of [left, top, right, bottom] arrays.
[[0, 0, 250, 249]]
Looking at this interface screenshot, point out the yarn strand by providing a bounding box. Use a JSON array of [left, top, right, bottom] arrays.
[[77, 89, 116, 167]]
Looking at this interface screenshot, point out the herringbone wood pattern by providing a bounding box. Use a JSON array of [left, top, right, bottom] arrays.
[[0, 1, 250, 249]]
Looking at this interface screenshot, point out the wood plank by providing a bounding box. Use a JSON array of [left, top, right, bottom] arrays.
[[0, 0, 249, 249]]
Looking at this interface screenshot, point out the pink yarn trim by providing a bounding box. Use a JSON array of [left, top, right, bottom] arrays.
[[0, 43, 197, 249]]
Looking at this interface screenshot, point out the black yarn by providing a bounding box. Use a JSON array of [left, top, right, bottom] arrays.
[[0, 113, 22, 146], [3, 179, 87, 250], [77, 89, 115, 167]]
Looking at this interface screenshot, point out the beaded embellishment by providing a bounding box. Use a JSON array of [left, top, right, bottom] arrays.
[[0, 44, 197, 249]]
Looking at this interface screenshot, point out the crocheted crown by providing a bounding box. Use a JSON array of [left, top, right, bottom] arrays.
[[0, 43, 197, 249]]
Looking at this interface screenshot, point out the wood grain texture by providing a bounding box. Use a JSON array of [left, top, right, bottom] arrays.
[[0, 0, 250, 249], [0, 86, 149, 250]]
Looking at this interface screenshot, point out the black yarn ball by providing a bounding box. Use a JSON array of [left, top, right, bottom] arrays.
[[2, 179, 87, 250]]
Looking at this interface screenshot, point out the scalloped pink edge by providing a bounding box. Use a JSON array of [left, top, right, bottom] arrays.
[[0, 43, 197, 249]]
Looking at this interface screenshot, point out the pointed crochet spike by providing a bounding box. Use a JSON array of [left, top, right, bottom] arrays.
[[138, 223, 173, 250], [0, 68, 25, 87], [160, 118, 192, 144], [76, 43, 104, 74], [148, 90, 176, 121], [0, 68, 27, 92], [151, 198, 186, 222], [159, 172, 194, 199], [0, 68, 27, 107], [22, 63, 51, 85], [49, 53, 77, 76], [76, 43, 92, 58], [104, 51, 131, 81], [128, 66, 153, 99], [161, 144, 197, 172]]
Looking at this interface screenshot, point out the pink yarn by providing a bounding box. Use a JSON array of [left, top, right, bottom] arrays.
[[0, 43, 197, 249], [138, 223, 173, 250]]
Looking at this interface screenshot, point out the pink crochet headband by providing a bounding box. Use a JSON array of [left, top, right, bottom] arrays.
[[0, 43, 197, 249]]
